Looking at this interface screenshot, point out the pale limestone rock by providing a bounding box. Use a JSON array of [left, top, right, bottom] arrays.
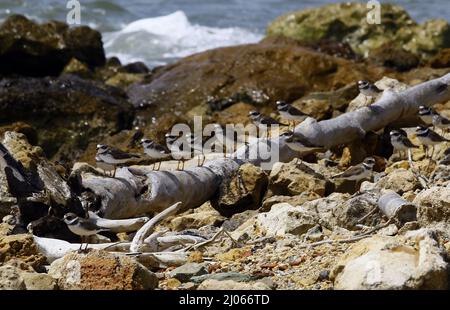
[[413, 186, 450, 225], [257, 203, 318, 237], [332, 229, 448, 289]]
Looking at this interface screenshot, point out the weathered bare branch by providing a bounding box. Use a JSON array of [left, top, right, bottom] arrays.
[[88, 211, 149, 232], [130, 202, 183, 253]]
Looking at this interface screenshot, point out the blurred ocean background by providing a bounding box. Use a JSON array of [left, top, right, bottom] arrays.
[[1, 0, 449, 67]]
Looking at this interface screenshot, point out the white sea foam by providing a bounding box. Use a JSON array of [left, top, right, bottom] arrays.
[[103, 11, 262, 67]]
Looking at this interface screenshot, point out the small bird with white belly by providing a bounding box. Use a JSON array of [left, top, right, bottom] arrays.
[[248, 111, 280, 138], [276, 101, 309, 129], [389, 129, 419, 159], [63, 213, 110, 251], [187, 133, 206, 167], [95, 155, 115, 177], [418, 106, 437, 127], [141, 138, 171, 170], [96, 144, 140, 177], [166, 133, 193, 170], [358, 80, 383, 104], [415, 125, 449, 158], [331, 157, 376, 192], [280, 130, 324, 154], [432, 112, 450, 135]]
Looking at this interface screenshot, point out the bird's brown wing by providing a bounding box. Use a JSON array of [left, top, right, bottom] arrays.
[[80, 218, 110, 231], [288, 106, 308, 117], [441, 117, 450, 125], [429, 131, 450, 142], [261, 117, 280, 125], [401, 136, 419, 148], [109, 148, 140, 159], [333, 165, 364, 179], [153, 143, 170, 154]]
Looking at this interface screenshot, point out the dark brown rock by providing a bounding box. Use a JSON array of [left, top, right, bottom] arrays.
[[429, 48, 450, 68], [368, 44, 420, 72], [212, 164, 268, 217], [0, 15, 105, 76], [0, 75, 134, 161], [127, 38, 385, 123]]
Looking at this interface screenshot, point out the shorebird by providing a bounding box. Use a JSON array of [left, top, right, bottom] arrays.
[[276, 101, 309, 129], [187, 133, 206, 167], [95, 155, 115, 176], [415, 125, 449, 159], [389, 129, 419, 159], [280, 130, 323, 153], [165, 133, 192, 170], [331, 157, 376, 192], [418, 106, 437, 127], [63, 213, 110, 251], [96, 144, 140, 177], [432, 112, 450, 135], [141, 138, 171, 170], [248, 111, 280, 138], [358, 80, 382, 104], [211, 124, 228, 157]]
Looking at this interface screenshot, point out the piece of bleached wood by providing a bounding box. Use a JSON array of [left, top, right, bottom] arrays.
[[33, 236, 131, 263], [81, 158, 239, 219], [155, 235, 206, 250], [130, 202, 183, 253], [88, 211, 149, 232], [80, 73, 450, 219], [291, 74, 450, 148], [126, 251, 189, 268], [297, 217, 395, 249]]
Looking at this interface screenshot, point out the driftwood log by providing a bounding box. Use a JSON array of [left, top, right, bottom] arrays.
[[78, 73, 450, 219], [33, 236, 189, 267], [80, 158, 239, 218], [14, 73, 448, 264], [87, 211, 149, 233]]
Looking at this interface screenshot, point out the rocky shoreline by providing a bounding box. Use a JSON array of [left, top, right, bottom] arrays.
[[1, 3, 450, 290]]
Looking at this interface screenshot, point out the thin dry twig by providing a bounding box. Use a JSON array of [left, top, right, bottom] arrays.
[[130, 201, 183, 253], [297, 217, 395, 249], [356, 206, 379, 224], [184, 227, 240, 251]]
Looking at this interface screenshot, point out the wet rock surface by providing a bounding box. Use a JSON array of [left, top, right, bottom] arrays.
[[267, 3, 450, 62], [0, 75, 134, 161], [0, 15, 105, 76]]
